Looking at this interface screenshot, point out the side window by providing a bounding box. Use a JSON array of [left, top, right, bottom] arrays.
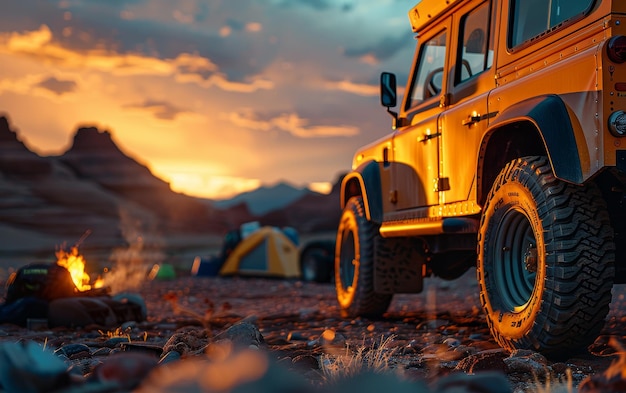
[[408, 30, 447, 108], [509, 0, 594, 47], [456, 2, 492, 85]]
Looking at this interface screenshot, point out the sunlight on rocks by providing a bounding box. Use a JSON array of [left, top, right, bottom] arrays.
[[137, 345, 270, 393]]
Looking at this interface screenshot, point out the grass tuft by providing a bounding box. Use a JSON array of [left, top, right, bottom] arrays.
[[319, 335, 401, 384]]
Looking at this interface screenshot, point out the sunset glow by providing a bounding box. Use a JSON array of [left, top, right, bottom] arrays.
[[0, 1, 414, 199]]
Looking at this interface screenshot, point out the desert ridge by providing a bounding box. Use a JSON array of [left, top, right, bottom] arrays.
[[0, 115, 340, 271]]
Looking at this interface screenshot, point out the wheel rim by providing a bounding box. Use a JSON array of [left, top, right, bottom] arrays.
[[338, 229, 356, 293], [492, 208, 537, 312]]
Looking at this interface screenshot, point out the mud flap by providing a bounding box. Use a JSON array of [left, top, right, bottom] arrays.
[[374, 237, 424, 294]]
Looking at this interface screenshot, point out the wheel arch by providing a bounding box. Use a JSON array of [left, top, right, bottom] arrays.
[[340, 161, 384, 223], [477, 95, 586, 204]]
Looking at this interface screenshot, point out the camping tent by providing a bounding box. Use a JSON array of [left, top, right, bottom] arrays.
[[219, 226, 301, 278]]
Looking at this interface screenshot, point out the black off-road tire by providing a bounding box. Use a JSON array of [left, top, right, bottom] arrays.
[[335, 196, 392, 318], [478, 156, 615, 355]]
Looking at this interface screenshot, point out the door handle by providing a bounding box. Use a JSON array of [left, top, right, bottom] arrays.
[[462, 114, 481, 126], [419, 132, 440, 143], [462, 111, 498, 126]]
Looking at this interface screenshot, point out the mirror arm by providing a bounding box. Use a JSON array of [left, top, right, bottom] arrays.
[[386, 107, 398, 129]]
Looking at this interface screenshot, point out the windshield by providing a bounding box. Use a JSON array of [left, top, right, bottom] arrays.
[[408, 30, 447, 108]]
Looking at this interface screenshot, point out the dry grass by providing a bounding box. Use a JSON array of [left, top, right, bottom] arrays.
[[318, 334, 580, 393], [517, 370, 574, 393], [319, 335, 401, 384]]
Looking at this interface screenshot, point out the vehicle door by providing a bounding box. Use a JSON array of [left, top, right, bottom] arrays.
[[439, 0, 496, 206], [388, 19, 451, 215]]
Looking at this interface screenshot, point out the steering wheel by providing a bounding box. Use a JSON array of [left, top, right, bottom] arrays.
[[423, 67, 444, 100], [461, 59, 473, 78]]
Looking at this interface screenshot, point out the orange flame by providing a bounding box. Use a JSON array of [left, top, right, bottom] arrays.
[[56, 246, 100, 291], [605, 337, 626, 380]]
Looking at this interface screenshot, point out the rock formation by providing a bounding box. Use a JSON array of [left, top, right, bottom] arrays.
[[0, 115, 341, 270], [0, 116, 241, 268]]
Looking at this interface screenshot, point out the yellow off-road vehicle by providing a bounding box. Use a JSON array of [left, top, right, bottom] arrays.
[[335, 0, 626, 354]]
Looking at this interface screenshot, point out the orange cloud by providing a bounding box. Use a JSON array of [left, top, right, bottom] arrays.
[[245, 22, 263, 33], [325, 79, 378, 96], [124, 99, 190, 120], [227, 110, 359, 138], [5, 24, 53, 51], [219, 26, 232, 37]]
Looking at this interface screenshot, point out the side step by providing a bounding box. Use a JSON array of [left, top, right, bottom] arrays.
[[380, 217, 479, 237]]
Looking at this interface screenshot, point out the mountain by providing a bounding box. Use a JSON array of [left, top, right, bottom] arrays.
[[0, 115, 342, 267], [0, 116, 252, 265], [213, 182, 314, 216], [258, 176, 343, 233]]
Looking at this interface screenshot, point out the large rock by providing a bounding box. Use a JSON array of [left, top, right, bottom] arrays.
[[60, 126, 225, 234]]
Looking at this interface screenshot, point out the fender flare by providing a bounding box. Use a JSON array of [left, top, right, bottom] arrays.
[[340, 161, 383, 223], [484, 94, 584, 183]]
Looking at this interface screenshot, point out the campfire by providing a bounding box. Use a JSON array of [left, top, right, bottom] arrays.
[[55, 245, 103, 292], [580, 338, 626, 392]]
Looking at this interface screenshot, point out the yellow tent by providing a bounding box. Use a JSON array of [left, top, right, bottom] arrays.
[[219, 227, 301, 278]]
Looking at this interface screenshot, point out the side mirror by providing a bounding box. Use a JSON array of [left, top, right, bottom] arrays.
[[380, 72, 397, 108], [380, 72, 398, 128]]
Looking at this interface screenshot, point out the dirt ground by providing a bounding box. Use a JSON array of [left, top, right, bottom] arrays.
[[132, 269, 626, 392], [1, 265, 625, 392]]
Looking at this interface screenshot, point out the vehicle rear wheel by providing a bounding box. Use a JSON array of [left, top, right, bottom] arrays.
[[335, 196, 392, 318], [478, 156, 615, 355], [300, 248, 331, 283]]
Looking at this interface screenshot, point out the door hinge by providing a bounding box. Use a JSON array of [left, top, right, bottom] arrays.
[[439, 93, 450, 108], [434, 177, 450, 192]]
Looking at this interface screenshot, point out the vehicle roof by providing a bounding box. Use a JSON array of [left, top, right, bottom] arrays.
[[409, 0, 463, 33]]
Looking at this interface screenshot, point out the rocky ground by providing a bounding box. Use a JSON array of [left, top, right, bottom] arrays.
[[0, 270, 625, 392]]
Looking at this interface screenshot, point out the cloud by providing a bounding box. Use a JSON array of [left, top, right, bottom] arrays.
[[5, 23, 53, 51], [0, 25, 273, 93], [277, 0, 333, 11], [49, 2, 276, 83], [0, 73, 80, 100], [36, 76, 77, 95], [226, 19, 246, 32], [0, 0, 417, 198], [325, 79, 378, 96], [245, 22, 263, 33], [343, 33, 413, 63], [227, 109, 359, 138], [124, 99, 189, 120]]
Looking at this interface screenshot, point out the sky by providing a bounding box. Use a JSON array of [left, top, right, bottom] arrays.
[[0, 0, 416, 200]]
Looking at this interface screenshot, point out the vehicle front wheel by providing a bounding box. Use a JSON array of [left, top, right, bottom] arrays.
[[478, 156, 615, 355], [335, 196, 392, 318]]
